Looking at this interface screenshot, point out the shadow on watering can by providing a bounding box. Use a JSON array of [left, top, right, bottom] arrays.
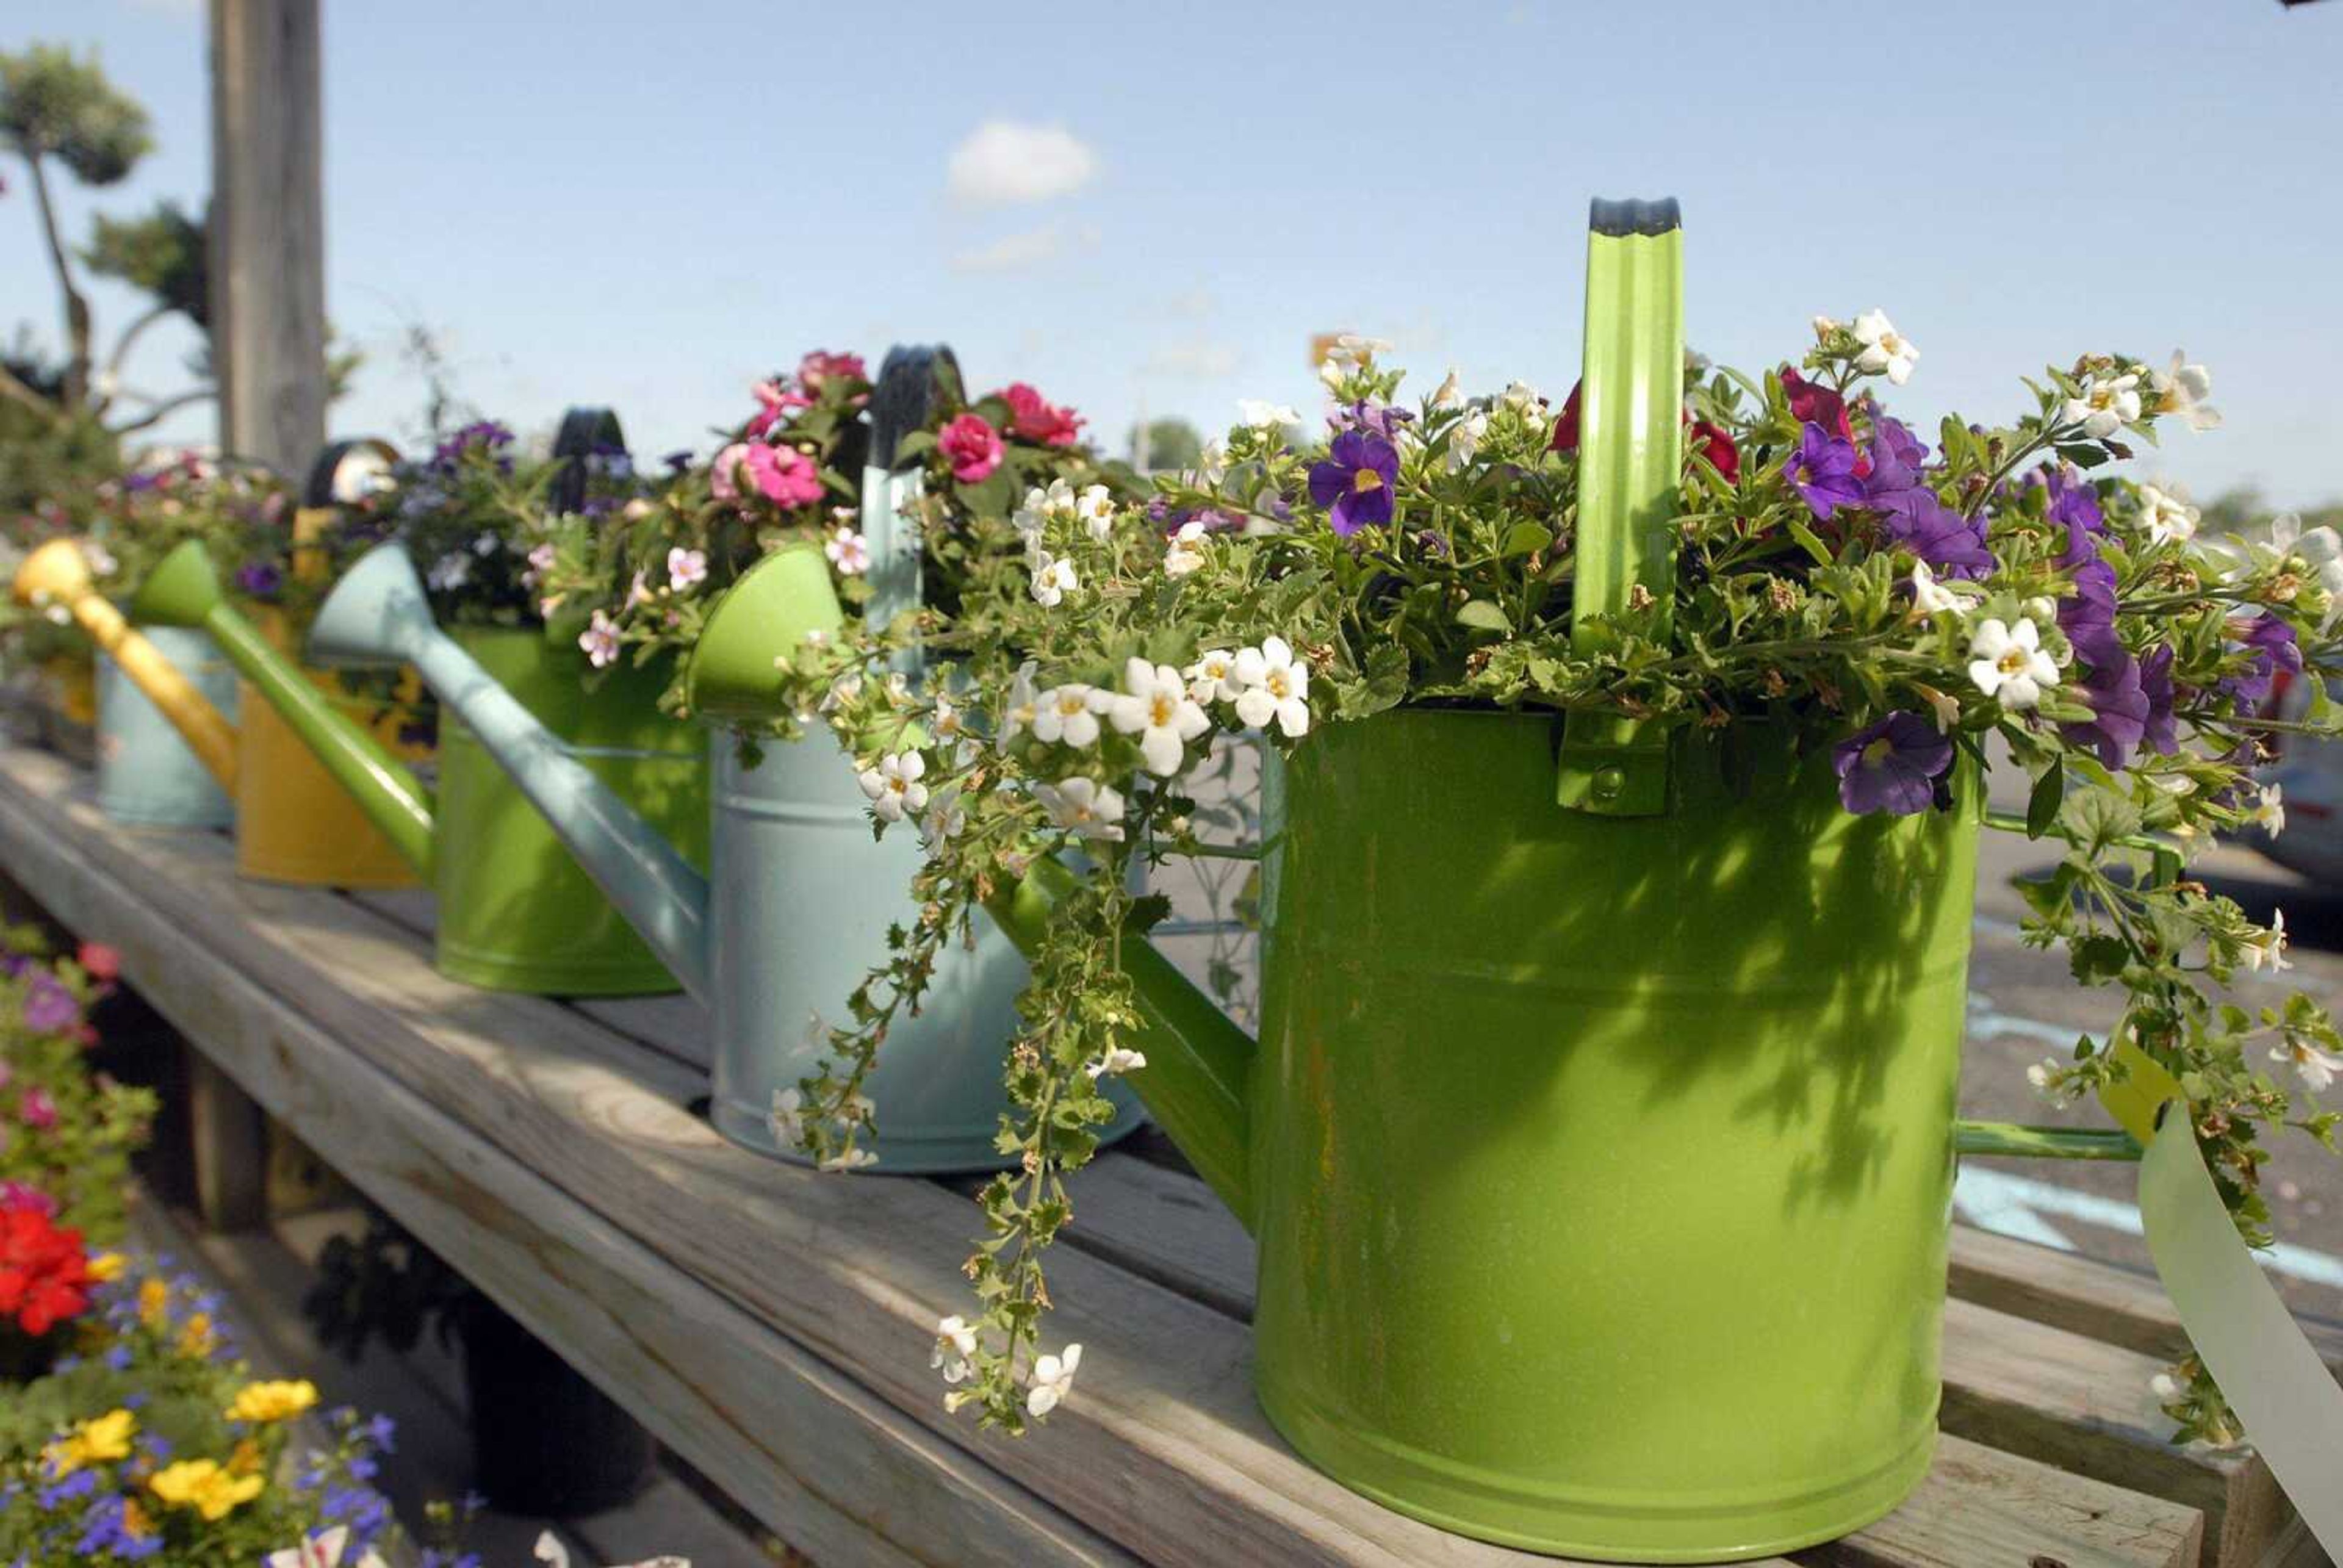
[[295, 353, 1137, 1172], [132, 411, 706, 995]]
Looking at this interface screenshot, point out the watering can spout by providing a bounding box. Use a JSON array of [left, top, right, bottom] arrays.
[[990, 860, 1259, 1226], [307, 541, 719, 1001], [13, 538, 240, 789], [130, 539, 437, 874]]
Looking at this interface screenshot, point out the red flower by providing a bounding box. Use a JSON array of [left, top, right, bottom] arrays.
[[77, 942, 120, 982], [938, 414, 1006, 483], [0, 1205, 91, 1337], [1552, 379, 1740, 483], [1780, 367, 1854, 444], [994, 383, 1085, 448]]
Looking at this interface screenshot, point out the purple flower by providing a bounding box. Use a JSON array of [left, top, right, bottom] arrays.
[[1833, 711, 1953, 816], [1308, 430, 1400, 536], [2059, 557, 2123, 671], [1328, 400, 1415, 442], [662, 448, 694, 473], [21, 974, 77, 1035], [1862, 416, 1929, 501], [2035, 466, 2105, 564], [2060, 652, 2150, 771], [235, 561, 283, 598], [1785, 423, 1866, 520], [1884, 494, 1996, 579], [2139, 646, 2180, 757], [2222, 614, 2302, 707]]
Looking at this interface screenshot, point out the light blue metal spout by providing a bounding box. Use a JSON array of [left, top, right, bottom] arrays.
[[308, 541, 716, 998]]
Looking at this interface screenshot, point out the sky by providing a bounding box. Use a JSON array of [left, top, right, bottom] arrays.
[[7, 0, 2343, 506]]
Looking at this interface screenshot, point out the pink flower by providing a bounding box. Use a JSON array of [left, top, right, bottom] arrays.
[[17, 1089, 57, 1130], [710, 442, 751, 502], [939, 414, 1006, 483], [996, 383, 1085, 448], [797, 351, 867, 392], [746, 379, 810, 439], [0, 1182, 57, 1218], [744, 444, 825, 508], [76, 943, 119, 983]]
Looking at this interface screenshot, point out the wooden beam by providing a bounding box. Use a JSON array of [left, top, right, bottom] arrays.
[[208, 0, 326, 472]]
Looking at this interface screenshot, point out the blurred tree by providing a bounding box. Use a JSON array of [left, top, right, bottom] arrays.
[[1130, 416, 1203, 472]]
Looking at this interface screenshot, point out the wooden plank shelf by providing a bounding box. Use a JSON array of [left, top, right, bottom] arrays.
[[0, 741, 2325, 1568]]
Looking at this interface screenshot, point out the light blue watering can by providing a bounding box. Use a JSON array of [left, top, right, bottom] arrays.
[[304, 348, 1142, 1172]]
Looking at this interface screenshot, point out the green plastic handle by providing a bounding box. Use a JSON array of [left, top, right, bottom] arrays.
[[1558, 198, 1685, 817]]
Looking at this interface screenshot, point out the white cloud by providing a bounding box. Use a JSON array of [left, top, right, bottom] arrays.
[[946, 120, 1099, 209], [1143, 340, 1242, 379]]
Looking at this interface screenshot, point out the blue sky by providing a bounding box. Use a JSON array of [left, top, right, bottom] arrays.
[[9, 0, 2342, 505]]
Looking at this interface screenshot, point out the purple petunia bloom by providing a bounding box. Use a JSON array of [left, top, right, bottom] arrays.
[[2222, 614, 2303, 707], [1832, 711, 1953, 816], [21, 974, 77, 1034], [2059, 556, 2124, 671], [2138, 646, 2181, 757], [1862, 416, 1929, 502], [1785, 423, 1867, 520], [1308, 430, 1400, 536], [236, 561, 283, 598], [2060, 652, 2151, 771], [1884, 494, 1996, 579], [2035, 466, 2105, 564], [1328, 400, 1416, 442]]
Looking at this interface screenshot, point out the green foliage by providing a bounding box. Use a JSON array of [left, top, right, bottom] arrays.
[[81, 201, 208, 327], [0, 937, 153, 1242], [0, 45, 151, 185]]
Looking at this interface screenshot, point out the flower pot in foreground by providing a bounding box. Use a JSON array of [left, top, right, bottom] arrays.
[[95, 625, 239, 828]]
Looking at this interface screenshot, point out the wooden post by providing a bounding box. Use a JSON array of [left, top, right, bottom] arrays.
[[208, 0, 326, 473], [201, 0, 326, 1226]]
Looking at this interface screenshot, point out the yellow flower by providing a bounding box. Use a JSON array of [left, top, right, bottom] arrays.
[[40, 1408, 138, 1476], [176, 1311, 215, 1359], [149, 1458, 265, 1520], [137, 1277, 170, 1326], [226, 1378, 319, 1423], [227, 1437, 264, 1476], [85, 1251, 127, 1282]]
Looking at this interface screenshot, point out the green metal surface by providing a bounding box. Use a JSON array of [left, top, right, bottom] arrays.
[[433, 627, 709, 996]]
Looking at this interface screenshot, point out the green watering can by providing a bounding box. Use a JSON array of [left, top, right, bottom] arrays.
[[267, 350, 1139, 1171], [696, 201, 2139, 1560], [131, 409, 709, 995]]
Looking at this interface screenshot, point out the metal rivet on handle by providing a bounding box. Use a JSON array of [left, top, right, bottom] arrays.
[[1591, 766, 1625, 802]]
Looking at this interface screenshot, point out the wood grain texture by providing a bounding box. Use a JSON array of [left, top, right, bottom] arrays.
[[0, 747, 2222, 1568], [187, 1046, 267, 1230]]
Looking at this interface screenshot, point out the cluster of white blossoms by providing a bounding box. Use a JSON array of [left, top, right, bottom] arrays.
[[1965, 616, 2061, 711], [857, 749, 929, 822], [1852, 309, 1920, 385], [1015, 478, 1120, 608], [1185, 636, 1313, 738], [767, 1012, 878, 1171], [931, 1317, 1085, 1419], [2137, 483, 2200, 547], [2061, 372, 2143, 438]]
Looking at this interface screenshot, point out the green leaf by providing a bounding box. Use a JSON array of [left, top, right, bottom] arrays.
[[1455, 599, 1511, 633], [1785, 518, 1834, 567], [2068, 933, 2130, 986], [2026, 766, 2064, 840], [1499, 522, 1552, 559]]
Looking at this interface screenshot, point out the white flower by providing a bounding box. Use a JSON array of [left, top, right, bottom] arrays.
[[579, 610, 621, 669], [819, 1146, 879, 1172], [2061, 373, 2143, 439], [920, 786, 966, 845], [1034, 776, 1126, 842], [1084, 1046, 1147, 1081], [1915, 682, 1963, 733], [1073, 483, 1116, 541], [1001, 663, 1041, 746], [2150, 1372, 2184, 1403], [624, 570, 652, 610], [2242, 910, 2291, 975], [2026, 1057, 2079, 1105], [767, 1087, 804, 1146], [1195, 441, 1227, 484], [1163, 520, 1208, 577], [1231, 636, 1312, 738], [1032, 552, 1079, 608], [523, 541, 556, 586], [1967, 617, 2059, 710], [2150, 351, 2220, 431], [1184, 648, 1243, 705], [933, 1315, 979, 1384], [668, 546, 708, 591], [1429, 369, 1462, 409], [1812, 314, 1841, 340], [1317, 357, 1346, 392], [1908, 560, 1972, 619], [1444, 407, 1489, 473], [1500, 379, 1543, 415], [858, 750, 929, 823], [1852, 309, 1919, 384], [1032, 683, 1106, 748], [79, 540, 118, 577], [269, 1525, 389, 1568], [472, 530, 502, 557], [533, 1530, 687, 1568], [1026, 1343, 1082, 1418], [2250, 783, 2286, 838], [426, 552, 472, 592], [2137, 483, 2199, 547], [2272, 512, 2343, 624], [824, 525, 871, 575], [1236, 398, 1300, 431], [817, 672, 862, 717], [1109, 657, 1211, 775], [2273, 1038, 2342, 1093]]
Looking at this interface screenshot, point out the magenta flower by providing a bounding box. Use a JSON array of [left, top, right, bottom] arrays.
[[1308, 430, 1400, 536], [1785, 423, 1866, 520], [996, 383, 1084, 447], [0, 1181, 56, 1217], [743, 444, 825, 509], [1832, 711, 1952, 816], [21, 975, 77, 1035], [939, 414, 1006, 483], [16, 1088, 56, 1131], [797, 350, 868, 392]]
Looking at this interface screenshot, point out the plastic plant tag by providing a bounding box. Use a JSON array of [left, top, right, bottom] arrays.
[[2101, 1039, 2343, 1554]]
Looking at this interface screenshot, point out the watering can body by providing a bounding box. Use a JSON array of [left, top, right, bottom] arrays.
[[1187, 710, 1976, 1559], [94, 625, 239, 827]]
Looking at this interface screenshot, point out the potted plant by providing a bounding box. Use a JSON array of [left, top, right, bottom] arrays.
[[303, 1206, 653, 1516], [686, 202, 2342, 1558], [0, 937, 152, 1242]]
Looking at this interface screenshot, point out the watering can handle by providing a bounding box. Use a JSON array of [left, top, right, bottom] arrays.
[[1557, 197, 1685, 817], [863, 345, 964, 662], [550, 406, 626, 517], [293, 437, 400, 585]]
